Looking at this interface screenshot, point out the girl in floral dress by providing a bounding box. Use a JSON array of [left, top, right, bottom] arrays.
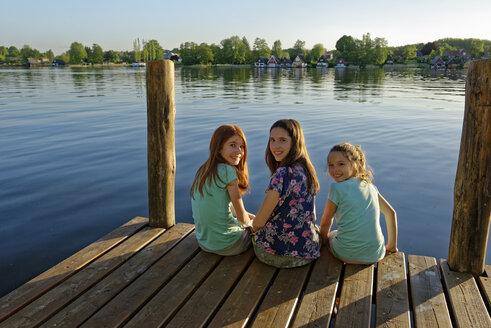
[[252, 119, 321, 268]]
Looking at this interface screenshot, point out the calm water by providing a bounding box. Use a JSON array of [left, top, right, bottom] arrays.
[[0, 66, 482, 297]]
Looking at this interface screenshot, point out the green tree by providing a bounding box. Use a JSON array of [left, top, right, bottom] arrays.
[[308, 43, 326, 63], [335, 35, 357, 63], [8, 46, 19, 57], [197, 43, 214, 64], [0, 46, 7, 62], [272, 40, 283, 59], [372, 38, 389, 65], [402, 45, 417, 62], [469, 39, 484, 58], [68, 42, 87, 64], [133, 38, 142, 62], [220, 36, 247, 64], [291, 39, 306, 59], [253, 37, 270, 57], [91, 44, 104, 63], [45, 49, 54, 61], [143, 39, 164, 61], [179, 42, 199, 65]]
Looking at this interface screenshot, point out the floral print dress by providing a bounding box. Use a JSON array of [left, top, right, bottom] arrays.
[[254, 163, 321, 259]]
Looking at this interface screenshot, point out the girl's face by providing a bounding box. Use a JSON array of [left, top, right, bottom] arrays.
[[269, 127, 292, 162], [328, 151, 356, 182], [220, 135, 245, 166]]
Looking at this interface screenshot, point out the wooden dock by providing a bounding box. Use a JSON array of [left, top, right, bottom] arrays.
[[1, 217, 490, 328]]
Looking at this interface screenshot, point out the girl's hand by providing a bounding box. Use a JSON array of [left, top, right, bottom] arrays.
[[248, 213, 256, 221], [385, 245, 398, 253]]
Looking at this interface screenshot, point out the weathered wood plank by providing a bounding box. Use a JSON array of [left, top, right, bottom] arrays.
[[166, 248, 255, 328], [251, 263, 312, 328], [292, 249, 343, 328], [44, 223, 196, 327], [440, 259, 491, 328], [0, 224, 164, 328], [484, 265, 491, 277], [124, 250, 222, 328], [0, 216, 148, 323], [407, 255, 452, 328], [207, 258, 277, 328], [334, 264, 374, 328], [376, 252, 410, 328], [477, 276, 491, 313]]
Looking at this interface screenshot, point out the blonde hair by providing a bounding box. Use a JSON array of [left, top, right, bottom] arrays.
[[328, 142, 373, 183]]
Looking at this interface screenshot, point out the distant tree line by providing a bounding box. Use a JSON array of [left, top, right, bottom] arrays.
[[1, 35, 489, 66]]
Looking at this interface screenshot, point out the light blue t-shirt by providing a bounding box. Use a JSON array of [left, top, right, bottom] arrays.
[[191, 163, 243, 250], [329, 177, 385, 263]]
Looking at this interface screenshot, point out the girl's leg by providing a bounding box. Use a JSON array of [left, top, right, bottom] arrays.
[[199, 228, 251, 256], [252, 239, 313, 268], [326, 230, 372, 265]]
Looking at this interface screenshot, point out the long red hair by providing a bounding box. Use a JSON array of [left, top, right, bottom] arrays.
[[191, 125, 249, 197]]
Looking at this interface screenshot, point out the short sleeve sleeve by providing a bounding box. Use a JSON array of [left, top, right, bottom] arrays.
[[216, 164, 238, 188], [328, 182, 341, 206], [267, 167, 287, 195]]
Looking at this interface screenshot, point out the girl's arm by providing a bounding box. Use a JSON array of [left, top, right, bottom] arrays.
[[378, 193, 398, 253], [251, 190, 280, 232], [320, 199, 337, 245], [227, 179, 251, 225]]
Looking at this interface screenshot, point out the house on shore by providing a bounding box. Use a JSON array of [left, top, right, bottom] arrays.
[[292, 54, 307, 68], [255, 56, 268, 68], [27, 58, 41, 67], [267, 55, 280, 68], [316, 52, 333, 68], [334, 58, 346, 68], [52, 59, 66, 67], [430, 56, 445, 69], [280, 57, 292, 68]]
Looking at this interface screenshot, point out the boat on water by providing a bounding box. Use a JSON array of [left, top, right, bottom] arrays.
[[132, 62, 146, 67]]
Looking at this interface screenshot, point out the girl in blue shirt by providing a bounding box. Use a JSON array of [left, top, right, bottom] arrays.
[[191, 125, 254, 256], [320, 142, 398, 264]]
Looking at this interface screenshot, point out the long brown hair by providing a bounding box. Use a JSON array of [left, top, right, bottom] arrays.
[[265, 119, 319, 194], [328, 142, 373, 183], [191, 125, 249, 197]]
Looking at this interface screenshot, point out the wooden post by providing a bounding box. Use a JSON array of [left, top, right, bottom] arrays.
[[146, 60, 176, 228], [448, 59, 491, 275]]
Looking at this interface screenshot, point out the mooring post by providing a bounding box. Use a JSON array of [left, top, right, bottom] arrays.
[[448, 59, 491, 275], [146, 60, 176, 228]]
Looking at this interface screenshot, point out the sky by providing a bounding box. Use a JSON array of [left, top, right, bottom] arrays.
[[2, 0, 490, 55]]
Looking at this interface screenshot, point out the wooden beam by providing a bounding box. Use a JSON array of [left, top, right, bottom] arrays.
[[448, 59, 491, 275], [146, 60, 176, 228], [440, 259, 491, 327]]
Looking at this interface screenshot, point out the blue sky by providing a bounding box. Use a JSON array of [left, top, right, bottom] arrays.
[[2, 0, 490, 54]]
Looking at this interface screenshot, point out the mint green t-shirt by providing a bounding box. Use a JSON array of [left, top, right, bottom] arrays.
[[329, 177, 385, 263], [191, 163, 243, 250]]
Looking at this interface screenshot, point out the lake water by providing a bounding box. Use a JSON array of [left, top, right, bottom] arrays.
[[0, 65, 483, 297]]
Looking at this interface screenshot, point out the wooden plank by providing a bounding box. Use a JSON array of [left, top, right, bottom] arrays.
[[44, 223, 196, 327], [477, 276, 491, 313], [375, 252, 410, 328], [251, 263, 312, 328], [0, 216, 148, 323], [440, 259, 491, 328], [484, 265, 491, 277], [124, 250, 222, 328], [407, 255, 452, 328], [292, 249, 343, 328], [0, 224, 164, 328], [334, 264, 374, 328], [166, 249, 255, 328], [208, 259, 277, 328]]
